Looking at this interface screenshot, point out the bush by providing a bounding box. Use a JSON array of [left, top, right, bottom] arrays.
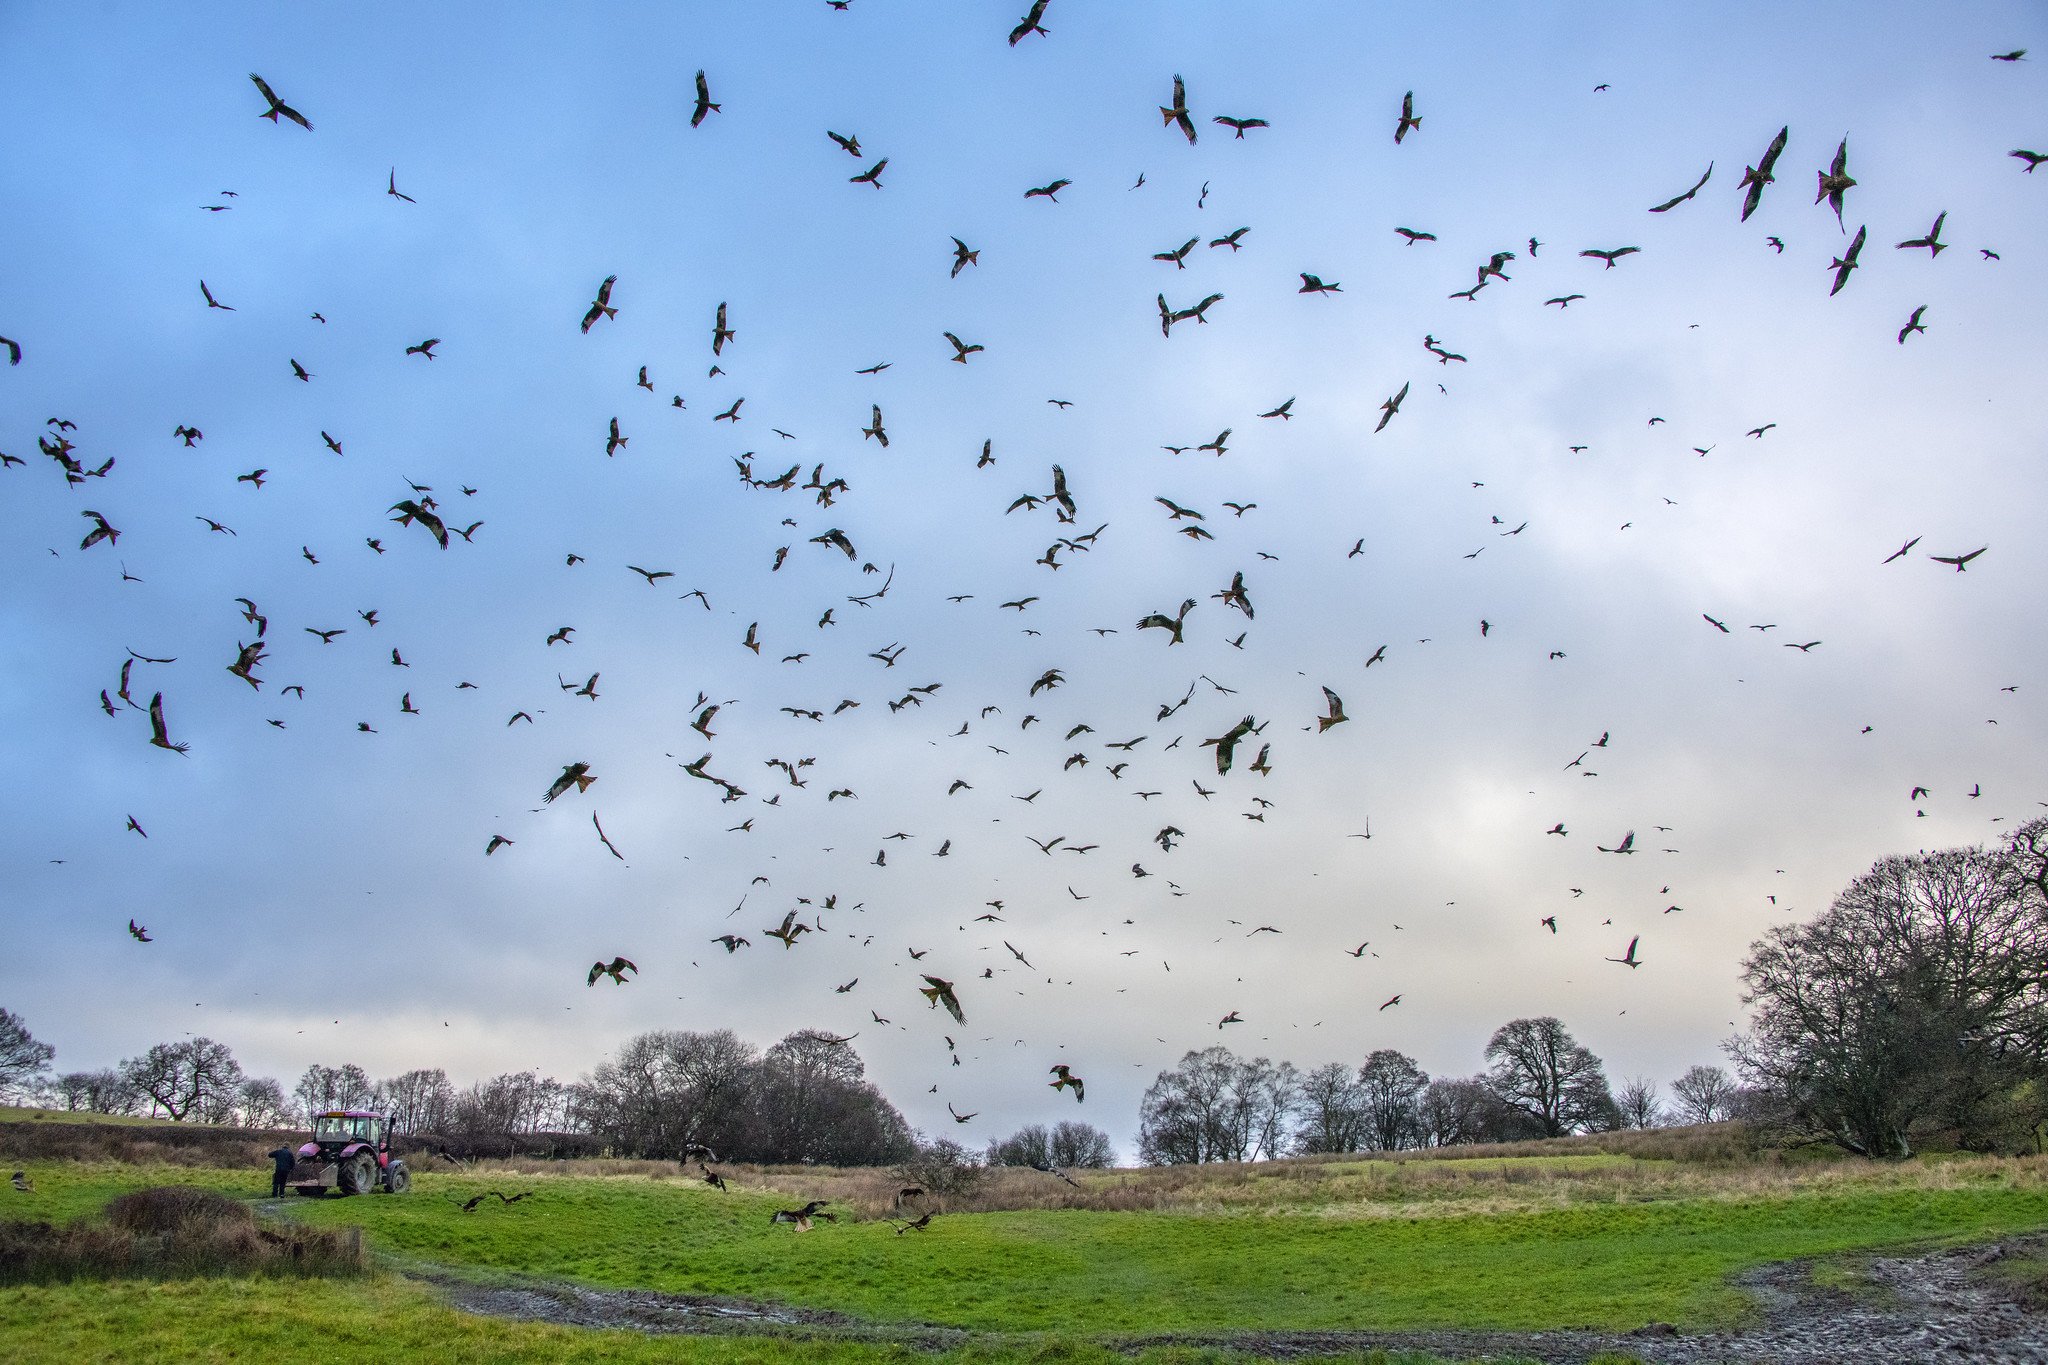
[[896, 1137, 987, 1201], [0, 1185, 365, 1285]]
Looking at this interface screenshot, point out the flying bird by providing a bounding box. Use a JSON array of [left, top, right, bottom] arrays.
[[1160, 75, 1197, 144], [249, 73, 312, 129], [588, 956, 636, 986], [1827, 225, 1867, 295], [1394, 90, 1421, 143], [1815, 137, 1856, 227], [1049, 1064, 1084, 1101], [1739, 125, 1789, 220], [691, 71, 720, 127], [1647, 163, 1712, 212], [920, 975, 965, 1024], [582, 276, 618, 333], [543, 763, 595, 804], [1008, 0, 1050, 46], [1605, 936, 1643, 968]]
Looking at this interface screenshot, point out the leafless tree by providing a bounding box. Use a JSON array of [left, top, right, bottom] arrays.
[[1049, 1120, 1115, 1168], [51, 1068, 139, 1116], [1669, 1065, 1736, 1125], [1357, 1049, 1431, 1151], [121, 1038, 242, 1122], [0, 1008, 55, 1101], [1483, 1017, 1619, 1137], [1139, 1046, 1297, 1163], [294, 1063, 374, 1120], [1615, 1076, 1665, 1130], [1730, 819, 2048, 1157], [235, 1076, 294, 1128], [1292, 1061, 1367, 1154], [376, 1068, 454, 1133]]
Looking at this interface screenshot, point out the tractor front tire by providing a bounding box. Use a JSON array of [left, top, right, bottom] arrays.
[[339, 1152, 377, 1196], [384, 1161, 411, 1194]]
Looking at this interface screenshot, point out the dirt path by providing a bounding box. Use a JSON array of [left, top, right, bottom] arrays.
[[421, 1237, 2048, 1363]]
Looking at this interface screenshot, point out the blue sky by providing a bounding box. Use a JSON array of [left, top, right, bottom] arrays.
[[2, 1, 2042, 1150]]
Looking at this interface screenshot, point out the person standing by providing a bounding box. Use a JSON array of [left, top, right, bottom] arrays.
[[267, 1144, 296, 1198]]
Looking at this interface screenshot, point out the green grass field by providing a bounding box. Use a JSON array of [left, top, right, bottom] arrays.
[[2, 1138, 2045, 1362]]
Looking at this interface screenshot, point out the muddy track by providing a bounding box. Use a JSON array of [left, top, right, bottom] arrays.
[[419, 1237, 2048, 1363]]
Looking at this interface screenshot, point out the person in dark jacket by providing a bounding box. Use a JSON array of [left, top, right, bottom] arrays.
[[267, 1145, 296, 1198]]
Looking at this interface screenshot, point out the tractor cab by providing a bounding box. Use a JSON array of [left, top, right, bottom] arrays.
[[288, 1111, 410, 1197]]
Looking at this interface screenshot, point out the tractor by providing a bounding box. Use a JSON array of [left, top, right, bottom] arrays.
[[287, 1110, 412, 1196]]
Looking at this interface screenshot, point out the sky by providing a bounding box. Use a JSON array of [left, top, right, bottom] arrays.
[[1, 1, 2043, 1156]]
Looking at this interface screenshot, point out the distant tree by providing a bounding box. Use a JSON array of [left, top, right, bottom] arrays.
[[122, 1039, 242, 1122], [987, 1123, 1051, 1168], [1483, 1017, 1618, 1137], [1615, 1076, 1665, 1130], [1357, 1049, 1430, 1151], [1730, 819, 2048, 1157], [1048, 1120, 1115, 1168], [1138, 1046, 1297, 1164], [570, 1028, 757, 1159], [1417, 1075, 1538, 1146], [235, 1077, 294, 1129], [743, 1032, 913, 1165], [293, 1063, 374, 1120], [51, 1069, 139, 1116], [0, 1008, 55, 1102], [450, 1072, 565, 1136], [1292, 1061, 1367, 1154], [897, 1136, 986, 1200], [377, 1068, 454, 1134], [1668, 1065, 1737, 1125]]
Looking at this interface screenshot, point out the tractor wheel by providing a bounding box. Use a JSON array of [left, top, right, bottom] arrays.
[[384, 1162, 411, 1194], [339, 1152, 377, 1196]]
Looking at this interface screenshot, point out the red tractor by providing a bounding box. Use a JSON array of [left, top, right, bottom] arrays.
[[288, 1110, 412, 1196]]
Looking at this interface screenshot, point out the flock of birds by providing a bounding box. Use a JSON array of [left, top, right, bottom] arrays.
[[8, 6, 2040, 1146]]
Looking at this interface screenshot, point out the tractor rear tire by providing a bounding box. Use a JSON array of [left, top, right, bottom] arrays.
[[340, 1152, 377, 1196]]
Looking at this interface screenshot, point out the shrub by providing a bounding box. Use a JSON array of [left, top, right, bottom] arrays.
[[0, 1185, 365, 1284]]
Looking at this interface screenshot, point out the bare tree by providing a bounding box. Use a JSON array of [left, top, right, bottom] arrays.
[[122, 1039, 242, 1122], [235, 1077, 294, 1128], [0, 1008, 55, 1101], [51, 1069, 139, 1116], [897, 1136, 986, 1199], [1669, 1065, 1736, 1124], [1615, 1076, 1665, 1130], [1138, 1046, 1297, 1163], [1483, 1017, 1618, 1137], [987, 1123, 1052, 1168], [1049, 1120, 1115, 1168], [376, 1068, 454, 1134], [1292, 1061, 1367, 1154], [1417, 1075, 1539, 1146], [294, 1063, 374, 1120], [1357, 1049, 1430, 1151], [1730, 820, 2048, 1157]]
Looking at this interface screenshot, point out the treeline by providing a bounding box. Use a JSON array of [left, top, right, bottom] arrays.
[[0, 1028, 579, 1149], [1137, 816, 2048, 1163], [1136, 1017, 1745, 1163]]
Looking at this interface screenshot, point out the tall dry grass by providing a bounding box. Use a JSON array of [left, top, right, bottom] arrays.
[[0, 1185, 367, 1284], [428, 1125, 2048, 1223]]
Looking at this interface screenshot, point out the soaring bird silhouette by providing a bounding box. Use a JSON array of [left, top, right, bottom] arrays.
[[1160, 75, 1197, 144], [1739, 125, 1789, 220], [249, 73, 312, 129], [1605, 936, 1643, 968], [1394, 90, 1421, 143], [1049, 1064, 1085, 1101], [691, 70, 720, 127], [587, 956, 636, 986], [1008, 0, 1050, 46], [581, 276, 617, 333]]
